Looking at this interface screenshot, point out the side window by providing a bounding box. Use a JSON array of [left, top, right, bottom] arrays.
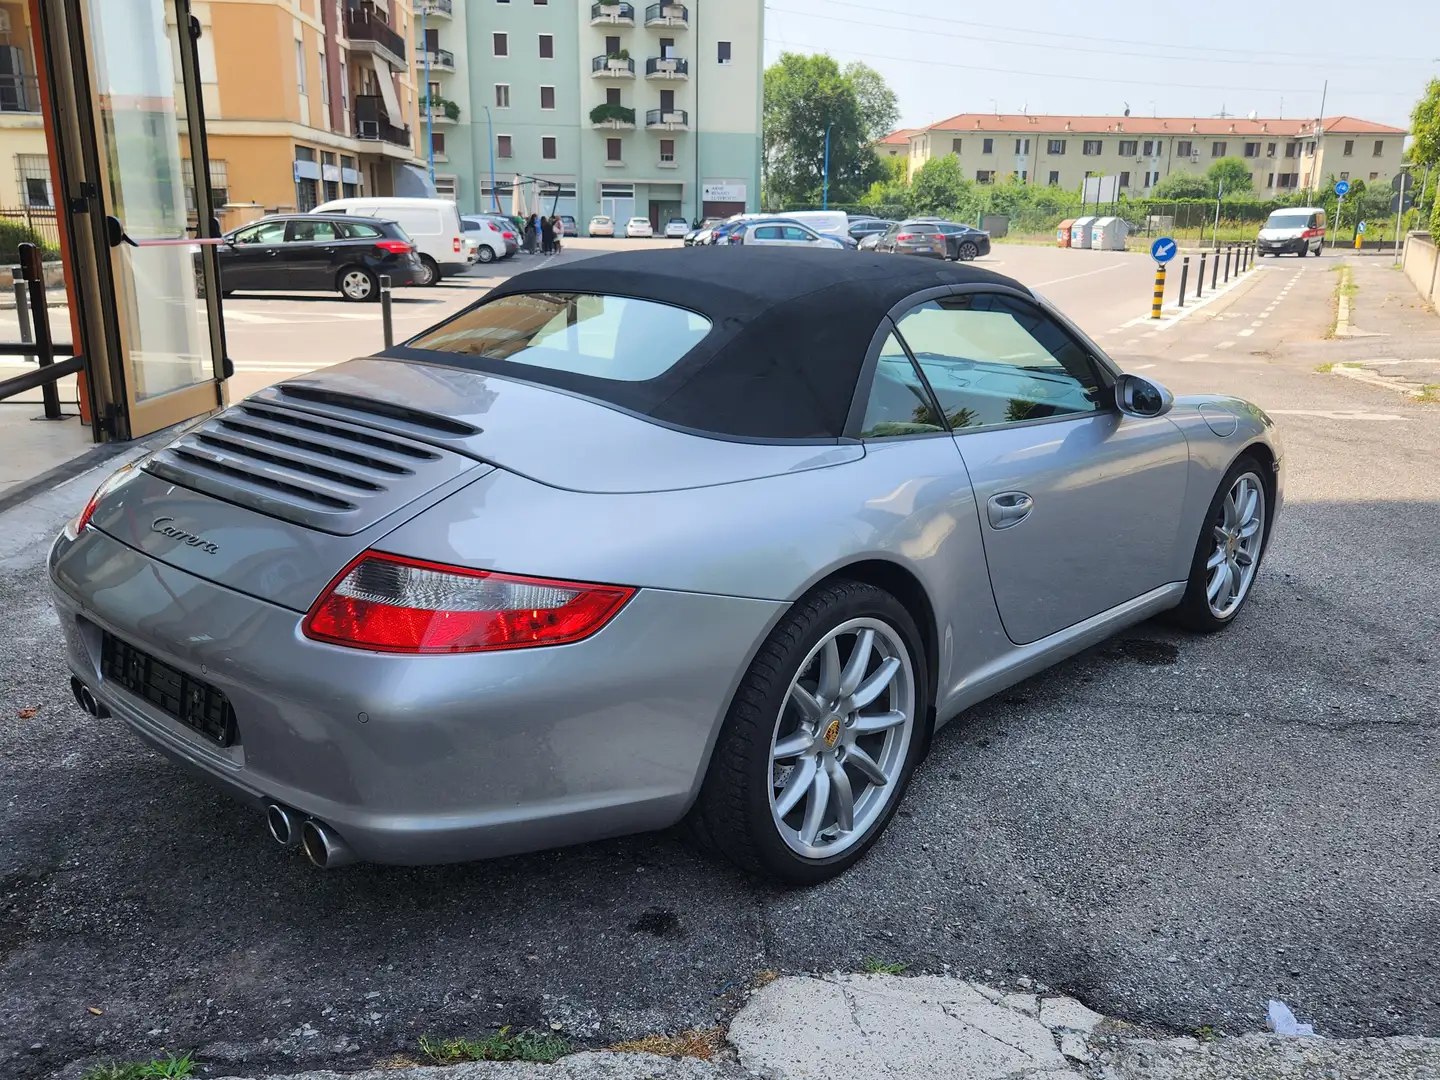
[[783, 226, 816, 242], [237, 221, 286, 245], [341, 222, 384, 238], [892, 294, 1104, 431], [289, 220, 340, 242], [752, 226, 783, 241], [858, 332, 945, 439]]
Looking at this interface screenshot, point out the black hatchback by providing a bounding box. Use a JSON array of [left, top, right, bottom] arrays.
[[217, 215, 424, 301]]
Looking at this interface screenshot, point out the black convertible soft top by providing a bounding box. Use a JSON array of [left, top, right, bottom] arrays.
[[394, 247, 1029, 440]]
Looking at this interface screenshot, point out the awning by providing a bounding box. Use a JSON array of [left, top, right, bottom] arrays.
[[370, 54, 403, 128], [394, 163, 437, 199]]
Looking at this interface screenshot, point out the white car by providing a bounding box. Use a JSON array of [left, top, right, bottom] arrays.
[[663, 217, 690, 239], [730, 220, 845, 249], [626, 217, 654, 238], [588, 215, 615, 237]]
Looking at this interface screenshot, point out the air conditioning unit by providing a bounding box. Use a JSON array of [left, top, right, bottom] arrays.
[[1135, 157, 1145, 163], [358, 120, 379, 140], [1190, 153, 1200, 163]]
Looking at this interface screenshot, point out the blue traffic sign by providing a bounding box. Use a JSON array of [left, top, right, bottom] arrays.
[[1335, 179, 1350, 197], [1151, 236, 1177, 263], [1358, 220, 1367, 233]]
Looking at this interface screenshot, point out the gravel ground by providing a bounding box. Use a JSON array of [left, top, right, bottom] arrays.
[[2, 253, 1438, 1079]]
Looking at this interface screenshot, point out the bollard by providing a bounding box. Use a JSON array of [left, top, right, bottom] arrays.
[[1246, 243, 1253, 271], [1224, 245, 1233, 282], [1211, 247, 1220, 290], [1197, 252, 1207, 298], [379, 274, 394, 349], [1151, 264, 1166, 319], [1178, 256, 1189, 307], [13, 279, 33, 356]]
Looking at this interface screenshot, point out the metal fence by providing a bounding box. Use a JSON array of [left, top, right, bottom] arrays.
[[0, 206, 61, 252]]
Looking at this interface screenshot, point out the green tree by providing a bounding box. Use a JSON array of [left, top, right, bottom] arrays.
[[863, 155, 909, 206], [1206, 157, 1254, 196], [1152, 172, 1211, 199], [907, 155, 972, 215], [1410, 78, 1440, 169], [763, 53, 894, 205]]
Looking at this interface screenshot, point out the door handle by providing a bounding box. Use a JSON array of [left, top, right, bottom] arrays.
[[266, 250, 280, 257], [986, 491, 1034, 529]]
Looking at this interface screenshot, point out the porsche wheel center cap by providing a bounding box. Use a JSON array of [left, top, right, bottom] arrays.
[[822, 717, 842, 748]]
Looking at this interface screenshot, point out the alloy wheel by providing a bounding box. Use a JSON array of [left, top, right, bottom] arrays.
[[959, 241, 979, 260], [1206, 472, 1266, 618], [768, 618, 915, 860], [341, 270, 373, 301]]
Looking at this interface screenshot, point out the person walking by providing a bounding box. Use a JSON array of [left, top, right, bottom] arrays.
[[524, 213, 538, 254], [549, 215, 563, 255], [540, 213, 555, 255]]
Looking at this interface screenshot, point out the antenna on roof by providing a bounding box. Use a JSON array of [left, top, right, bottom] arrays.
[[1123, 102, 1130, 117], [1248, 109, 1258, 121], [989, 97, 999, 116], [1214, 104, 1232, 119]]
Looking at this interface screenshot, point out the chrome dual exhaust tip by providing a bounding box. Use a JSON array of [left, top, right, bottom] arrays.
[[70, 676, 110, 719], [265, 803, 355, 868], [265, 803, 300, 847]]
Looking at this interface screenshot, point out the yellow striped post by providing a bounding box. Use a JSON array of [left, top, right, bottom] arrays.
[[1151, 264, 1166, 319]]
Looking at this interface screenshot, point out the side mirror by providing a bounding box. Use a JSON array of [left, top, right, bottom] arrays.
[[1114, 373, 1174, 418]]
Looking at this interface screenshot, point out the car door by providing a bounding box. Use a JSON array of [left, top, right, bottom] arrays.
[[285, 218, 345, 289], [220, 219, 287, 291], [889, 289, 1190, 645], [877, 223, 900, 253], [747, 224, 786, 246], [781, 225, 824, 247]]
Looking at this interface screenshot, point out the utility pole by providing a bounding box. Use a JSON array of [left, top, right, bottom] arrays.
[[1311, 80, 1326, 198], [422, 3, 434, 184], [822, 124, 831, 210], [484, 104, 499, 212], [1213, 179, 1224, 251]]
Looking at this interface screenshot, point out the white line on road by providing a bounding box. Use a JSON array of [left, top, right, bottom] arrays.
[[1217, 341, 1236, 349], [1031, 262, 1135, 287], [1130, 363, 1156, 370], [1178, 353, 1210, 363], [1238, 329, 1254, 337]]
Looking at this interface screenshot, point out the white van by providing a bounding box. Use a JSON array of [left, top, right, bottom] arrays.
[[1258, 206, 1327, 257], [312, 196, 474, 284], [780, 210, 850, 240]]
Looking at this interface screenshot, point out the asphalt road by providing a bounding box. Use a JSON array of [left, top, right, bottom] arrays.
[[2, 245, 1438, 1079]]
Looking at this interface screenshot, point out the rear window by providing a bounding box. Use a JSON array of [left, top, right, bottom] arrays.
[[406, 293, 712, 382], [342, 222, 385, 238]]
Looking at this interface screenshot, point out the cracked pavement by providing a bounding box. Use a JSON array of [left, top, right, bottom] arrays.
[[2, 246, 1438, 1079]]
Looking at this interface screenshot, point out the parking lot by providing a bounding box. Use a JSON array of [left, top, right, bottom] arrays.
[[2, 241, 1438, 1078]]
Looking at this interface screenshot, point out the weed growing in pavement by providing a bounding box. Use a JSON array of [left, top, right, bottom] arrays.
[[419, 1026, 571, 1064], [1416, 384, 1440, 403], [80, 1052, 195, 1080], [1195, 1025, 1219, 1043], [862, 958, 910, 975], [611, 1026, 725, 1060], [1315, 362, 1335, 373]]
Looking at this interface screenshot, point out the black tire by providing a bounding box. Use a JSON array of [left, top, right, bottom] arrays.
[[687, 579, 931, 885], [417, 255, 441, 286], [476, 245, 496, 264], [958, 241, 979, 261], [337, 266, 378, 303], [1169, 453, 1271, 633]]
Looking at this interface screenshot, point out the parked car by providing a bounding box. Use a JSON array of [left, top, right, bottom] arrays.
[[728, 220, 845, 249], [213, 214, 423, 301], [848, 219, 894, 244], [857, 232, 884, 251], [684, 217, 723, 246], [459, 215, 514, 263], [626, 217, 654, 238], [54, 247, 1283, 883], [1258, 207, 1326, 257], [873, 220, 948, 259], [589, 215, 616, 237], [313, 196, 472, 284], [781, 210, 850, 241], [559, 215, 579, 237], [664, 217, 690, 239], [913, 218, 992, 261], [465, 215, 521, 258]]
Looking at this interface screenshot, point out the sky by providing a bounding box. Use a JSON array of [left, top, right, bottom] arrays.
[[762, 0, 1439, 133]]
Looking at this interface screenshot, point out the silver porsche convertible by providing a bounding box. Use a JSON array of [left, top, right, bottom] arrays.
[[50, 248, 1283, 884]]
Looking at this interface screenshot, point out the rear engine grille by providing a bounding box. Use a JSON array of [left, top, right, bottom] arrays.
[[101, 632, 237, 747], [144, 400, 478, 535]]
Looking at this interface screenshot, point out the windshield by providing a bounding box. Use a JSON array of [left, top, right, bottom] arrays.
[[1265, 211, 1313, 230], [405, 293, 713, 383]]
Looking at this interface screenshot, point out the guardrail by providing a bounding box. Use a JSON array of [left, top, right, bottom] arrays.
[[645, 56, 688, 76], [591, 1, 636, 19], [645, 3, 688, 23], [646, 108, 688, 126], [592, 55, 636, 74]]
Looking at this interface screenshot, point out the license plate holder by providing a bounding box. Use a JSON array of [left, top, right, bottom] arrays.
[[100, 632, 238, 747]]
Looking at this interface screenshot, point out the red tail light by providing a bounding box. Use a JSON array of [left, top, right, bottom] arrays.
[[375, 239, 412, 254], [453, 237, 462, 252], [502, 231, 516, 240], [303, 552, 635, 653], [896, 233, 917, 241], [71, 463, 135, 536]]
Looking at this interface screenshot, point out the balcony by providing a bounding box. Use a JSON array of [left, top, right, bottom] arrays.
[[422, 46, 455, 72], [423, 0, 452, 17], [590, 102, 636, 129], [645, 3, 689, 27], [421, 94, 461, 125], [345, 3, 407, 71], [0, 74, 40, 114], [646, 108, 688, 129], [590, 1, 635, 25], [645, 56, 688, 79], [592, 54, 636, 78], [354, 94, 411, 148]]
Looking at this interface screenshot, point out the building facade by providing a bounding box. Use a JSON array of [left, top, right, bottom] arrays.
[[418, 0, 761, 229], [182, 0, 428, 228], [889, 114, 1409, 198], [0, 1, 55, 222]]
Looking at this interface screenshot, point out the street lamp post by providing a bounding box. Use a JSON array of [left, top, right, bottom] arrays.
[[484, 104, 499, 213], [422, 3, 434, 185], [822, 123, 831, 210]]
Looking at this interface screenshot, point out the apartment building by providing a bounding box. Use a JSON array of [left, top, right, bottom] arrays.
[[183, 0, 428, 226], [891, 114, 1409, 197], [0, 1, 54, 214], [418, 0, 762, 228]]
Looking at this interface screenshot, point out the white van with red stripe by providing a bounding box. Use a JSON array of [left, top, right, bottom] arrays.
[[1258, 207, 1326, 257], [313, 197, 476, 284]]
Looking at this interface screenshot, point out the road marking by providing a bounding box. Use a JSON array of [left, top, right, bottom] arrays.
[[1238, 329, 1254, 337], [1031, 262, 1135, 287], [1123, 338, 1139, 346], [1259, 312, 1270, 318], [1118, 264, 1266, 330], [1217, 341, 1236, 349], [1267, 409, 1409, 420], [1178, 353, 1209, 362], [1130, 363, 1156, 370]]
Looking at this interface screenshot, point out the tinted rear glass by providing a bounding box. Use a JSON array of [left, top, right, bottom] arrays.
[[405, 293, 713, 382]]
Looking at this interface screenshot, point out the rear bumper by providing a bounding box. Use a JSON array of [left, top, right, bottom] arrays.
[[439, 260, 472, 275], [50, 527, 784, 865]]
